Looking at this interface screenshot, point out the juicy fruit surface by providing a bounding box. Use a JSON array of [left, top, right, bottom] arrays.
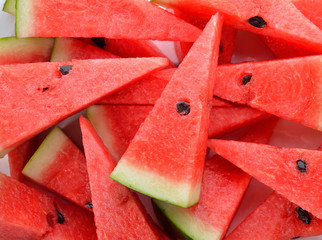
[[110, 14, 223, 207], [22, 127, 91, 209], [226, 192, 322, 240], [207, 140, 322, 219], [214, 55, 322, 131], [80, 116, 166, 240], [16, 0, 201, 41], [153, 0, 322, 53], [0, 57, 168, 155], [0, 37, 54, 64], [51, 38, 118, 62]]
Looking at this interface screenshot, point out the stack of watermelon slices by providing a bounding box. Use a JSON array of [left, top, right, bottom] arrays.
[[0, 0, 322, 239]]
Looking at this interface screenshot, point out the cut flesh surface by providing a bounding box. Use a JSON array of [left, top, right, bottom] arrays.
[[153, 0, 322, 53], [153, 117, 278, 240], [0, 57, 168, 157], [15, 0, 201, 41], [226, 192, 322, 240], [207, 139, 322, 219], [80, 116, 168, 240], [214, 55, 322, 131], [51, 38, 118, 62], [0, 37, 54, 65], [22, 127, 91, 209], [110, 14, 223, 207]]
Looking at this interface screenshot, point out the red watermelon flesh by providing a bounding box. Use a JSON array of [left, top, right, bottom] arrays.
[[290, 0, 322, 29], [207, 140, 322, 219], [153, 0, 322, 53], [152, 117, 278, 239], [43, 198, 97, 240], [0, 173, 56, 240], [260, 35, 317, 59], [225, 192, 322, 240], [15, 0, 201, 42], [110, 14, 223, 207], [172, 10, 236, 64], [22, 127, 91, 210], [0, 37, 54, 65], [80, 116, 169, 240], [50, 38, 118, 62], [213, 55, 322, 131], [0, 57, 168, 157]]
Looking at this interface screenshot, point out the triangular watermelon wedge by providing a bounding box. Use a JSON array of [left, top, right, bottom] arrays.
[[226, 192, 322, 240], [153, 0, 322, 53], [15, 0, 201, 41], [207, 140, 322, 219], [0, 57, 168, 157], [214, 55, 322, 131], [152, 117, 278, 239], [80, 116, 169, 240], [50, 38, 118, 62], [0, 37, 54, 65], [110, 14, 223, 207]]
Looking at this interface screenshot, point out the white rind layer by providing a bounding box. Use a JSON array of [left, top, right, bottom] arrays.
[[22, 127, 68, 181], [154, 199, 222, 240], [110, 158, 201, 208], [16, 0, 35, 37]]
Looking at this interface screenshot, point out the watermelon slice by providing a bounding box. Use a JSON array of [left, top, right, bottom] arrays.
[[80, 116, 168, 239], [0, 37, 54, 64], [2, 0, 15, 15], [226, 192, 322, 240], [153, 0, 322, 53], [152, 117, 278, 239], [110, 14, 223, 207], [15, 0, 201, 41], [51, 38, 118, 62], [22, 127, 91, 210], [207, 140, 322, 219], [213, 55, 322, 131], [0, 57, 168, 157]]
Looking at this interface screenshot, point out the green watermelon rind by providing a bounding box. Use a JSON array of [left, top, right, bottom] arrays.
[[22, 127, 69, 182], [15, 0, 34, 38], [2, 0, 15, 15], [110, 161, 201, 208], [153, 199, 221, 240], [0, 37, 54, 58]]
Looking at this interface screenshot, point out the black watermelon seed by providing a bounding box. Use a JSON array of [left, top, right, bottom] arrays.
[[176, 101, 190, 116], [296, 207, 311, 224], [59, 65, 73, 75], [57, 210, 65, 224], [91, 37, 106, 49], [85, 202, 93, 209], [296, 159, 307, 173], [242, 75, 252, 85], [42, 87, 49, 91], [248, 16, 267, 28], [292, 237, 301, 239]]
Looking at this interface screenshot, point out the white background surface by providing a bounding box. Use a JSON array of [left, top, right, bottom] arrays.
[[0, 0, 321, 239]]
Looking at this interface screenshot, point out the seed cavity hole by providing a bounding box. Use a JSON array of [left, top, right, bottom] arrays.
[[296, 159, 307, 173], [248, 16, 267, 28], [59, 65, 73, 75], [91, 37, 106, 49], [296, 207, 311, 224], [176, 100, 190, 116], [292, 237, 301, 239], [85, 202, 93, 209], [242, 75, 252, 85], [57, 210, 65, 224]]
